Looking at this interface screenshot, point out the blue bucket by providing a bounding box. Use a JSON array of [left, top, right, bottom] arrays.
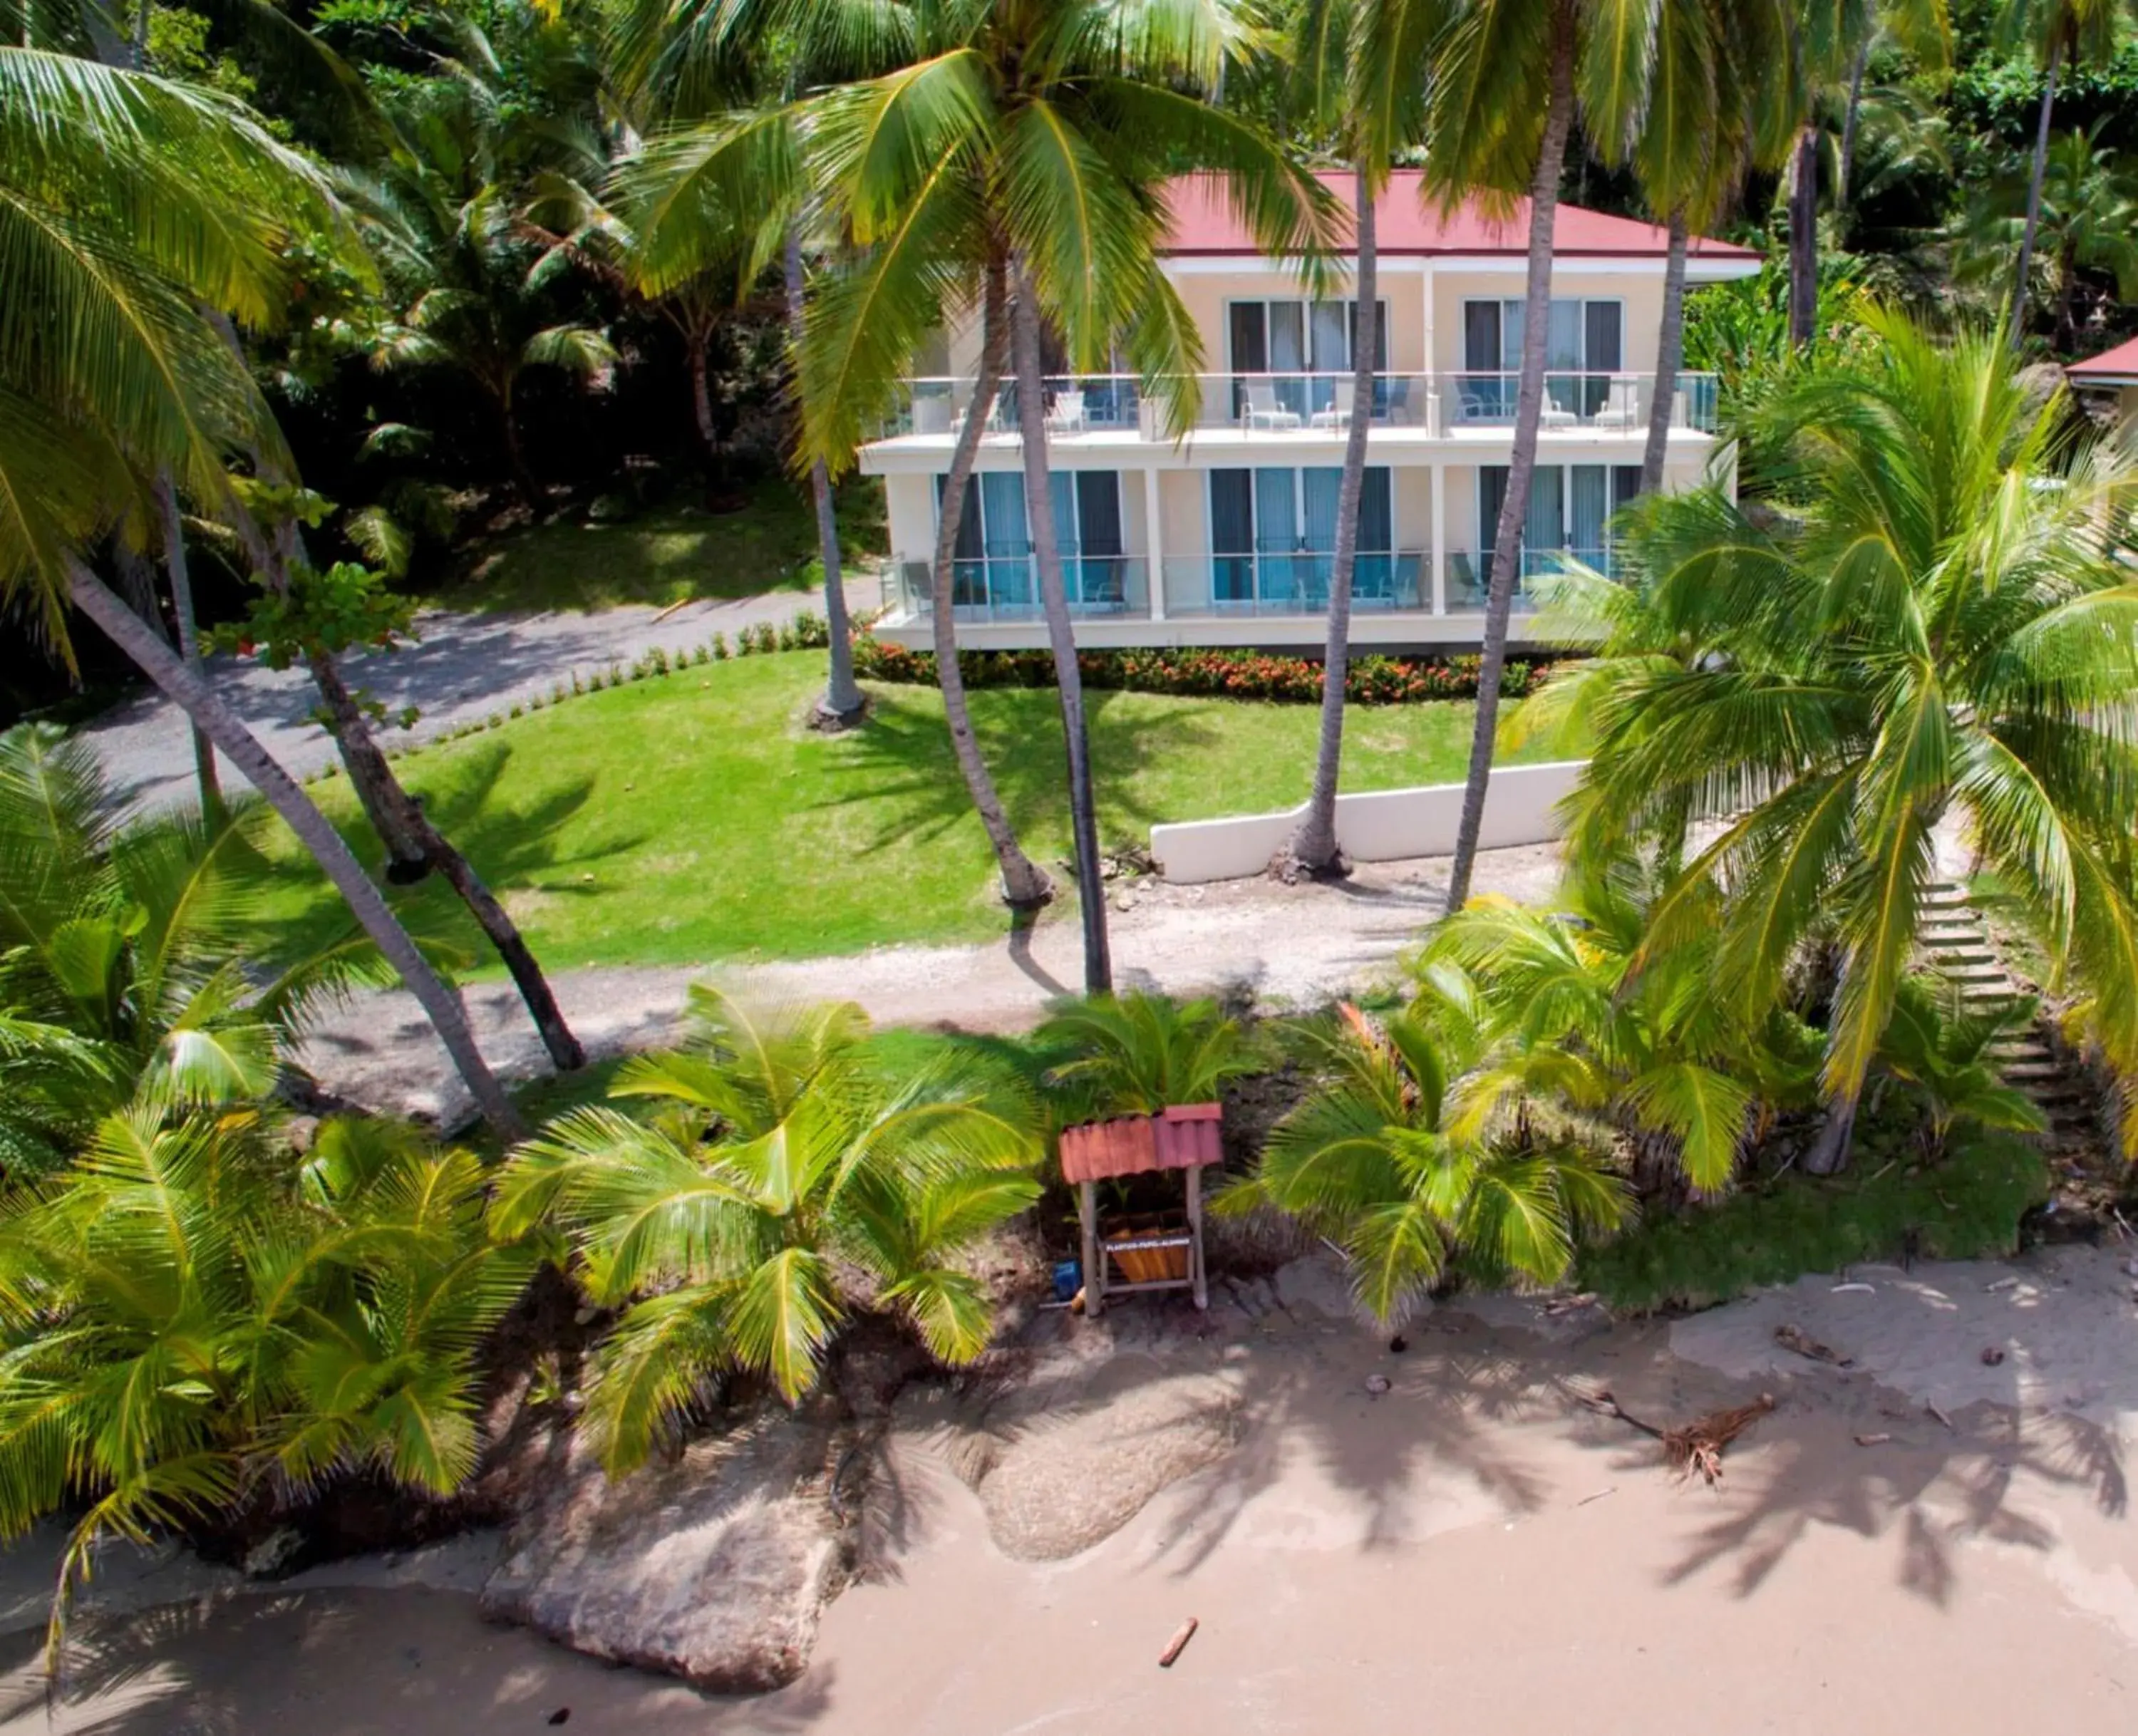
[[1052, 1259, 1082, 1302]]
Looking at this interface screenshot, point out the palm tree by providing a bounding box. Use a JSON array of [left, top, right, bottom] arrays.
[[1996, 0, 2128, 351], [1631, 0, 1795, 495], [490, 986, 1041, 1474], [0, 725, 403, 1129], [1216, 1003, 1630, 1323], [1780, 0, 1949, 348], [639, 1, 1336, 990], [1432, 0, 1674, 911], [0, 46, 524, 1135], [1957, 121, 2138, 352], [1875, 979, 2047, 1157], [1559, 314, 2138, 1168], [1036, 991, 1259, 1118], [1276, 0, 1404, 878], [0, 1107, 533, 1651], [1415, 863, 1824, 1195]]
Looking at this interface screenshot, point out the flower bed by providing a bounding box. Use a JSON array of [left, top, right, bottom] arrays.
[[852, 636, 1549, 706]]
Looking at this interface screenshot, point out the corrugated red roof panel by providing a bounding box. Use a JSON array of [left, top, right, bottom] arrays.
[[2067, 335, 2138, 381], [1059, 1105, 1224, 1184], [1160, 169, 1760, 262]]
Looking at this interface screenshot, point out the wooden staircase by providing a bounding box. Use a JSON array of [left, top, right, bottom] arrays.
[[1920, 880, 2093, 1151]]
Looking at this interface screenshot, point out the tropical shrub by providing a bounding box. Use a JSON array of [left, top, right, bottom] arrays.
[[1036, 993, 1259, 1122], [1875, 980, 2047, 1157], [1414, 863, 1825, 1195], [0, 1110, 532, 1619], [1542, 314, 2138, 1161], [1217, 1006, 1631, 1324], [490, 988, 1042, 1474], [852, 638, 1550, 708]]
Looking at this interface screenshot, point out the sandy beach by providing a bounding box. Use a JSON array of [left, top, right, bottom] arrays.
[[6, 1244, 2135, 1736]]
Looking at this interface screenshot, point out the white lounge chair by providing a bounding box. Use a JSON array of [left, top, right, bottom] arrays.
[[1309, 378, 1355, 430], [1242, 379, 1301, 430], [1591, 374, 1641, 430], [1047, 389, 1087, 434]]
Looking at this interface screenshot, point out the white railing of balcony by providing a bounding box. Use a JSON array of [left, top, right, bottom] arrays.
[[880, 371, 1720, 439], [1160, 551, 1429, 617], [890, 555, 1151, 623], [1438, 371, 1718, 433]]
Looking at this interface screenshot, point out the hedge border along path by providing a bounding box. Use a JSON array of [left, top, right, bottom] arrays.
[[852, 637, 1552, 707]]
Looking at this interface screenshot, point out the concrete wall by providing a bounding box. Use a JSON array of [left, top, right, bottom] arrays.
[[1148, 760, 1586, 884]]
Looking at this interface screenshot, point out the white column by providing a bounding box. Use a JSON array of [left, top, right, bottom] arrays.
[[1144, 464, 1167, 621], [1422, 263, 1437, 428], [1430, 463, 1447, 616]]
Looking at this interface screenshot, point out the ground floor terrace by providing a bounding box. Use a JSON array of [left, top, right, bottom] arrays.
[[869, 453, 1704, 651]]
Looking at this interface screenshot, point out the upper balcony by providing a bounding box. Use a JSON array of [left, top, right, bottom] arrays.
[[866, 370, 1720, 461]]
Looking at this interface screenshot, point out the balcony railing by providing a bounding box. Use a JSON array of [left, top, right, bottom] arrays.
[[1160, 552, 1427, 616], [889, 554, 1151, 624], [878, 371, 1720, 440]]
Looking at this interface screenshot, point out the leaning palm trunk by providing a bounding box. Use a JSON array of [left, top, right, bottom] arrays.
[[1837, 41, 1870, 213], [1787, 123, 1818, 348], [1281, 163, 1378, 878], [783, 230, 862, 722], [1445, 6, 1576, 914], [2010, 41, 2062, 351], [1641, 209, 1690, 497], [306, 653, 586, 1072], [931, 264, 1052, 908], [1010, 263, 1109, 993], [66, 562, 526, 1138], [154, 476, 224, 825]]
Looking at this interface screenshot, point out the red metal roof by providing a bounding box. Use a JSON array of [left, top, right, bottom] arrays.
[[1160, 169, 1760, 263], [2067, 334, 2138, 382], [1058, 1104, 1223, 1185]]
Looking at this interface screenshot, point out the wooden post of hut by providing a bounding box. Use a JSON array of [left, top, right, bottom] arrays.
[[1058, 1104, 1223, 1317]]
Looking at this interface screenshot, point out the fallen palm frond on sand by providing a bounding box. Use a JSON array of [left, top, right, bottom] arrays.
[[1574, 1389, 1778, 1487]]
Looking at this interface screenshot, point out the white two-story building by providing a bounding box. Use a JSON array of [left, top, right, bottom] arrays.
[[859, 170, 1760, 651]]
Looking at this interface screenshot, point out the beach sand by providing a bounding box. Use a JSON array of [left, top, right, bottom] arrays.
[[7, 1245, 2135, 1735]]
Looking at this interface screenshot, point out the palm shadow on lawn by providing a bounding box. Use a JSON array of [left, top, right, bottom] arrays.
[[240, 741, 646, 970], [820, 683, 1224, 863]]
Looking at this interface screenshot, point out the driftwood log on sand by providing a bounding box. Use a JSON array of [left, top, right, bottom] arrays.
[[1576, 1390, 1777, 1487]]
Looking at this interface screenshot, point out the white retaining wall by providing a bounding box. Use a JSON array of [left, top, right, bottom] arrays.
[[1148, 760, 1588, 885]]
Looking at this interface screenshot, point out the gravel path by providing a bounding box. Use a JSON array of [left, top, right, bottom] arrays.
[[296, 843, 1566, 1126], [82, 581, 874, 814]]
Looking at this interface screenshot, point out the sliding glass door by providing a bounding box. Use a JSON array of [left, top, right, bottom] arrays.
[[939, 471, 1124, 614], [1458, 299, 1624, 421], [1227, 298, 1388, 418], [1208, 466, 1396, 611], [1479, 463, 1643, 584]]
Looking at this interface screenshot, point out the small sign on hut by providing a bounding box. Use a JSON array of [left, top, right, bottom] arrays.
[[1058, 1104, 1222, 1317]]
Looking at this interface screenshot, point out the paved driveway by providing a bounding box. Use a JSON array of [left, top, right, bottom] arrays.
[[83, 580, 874, 812]]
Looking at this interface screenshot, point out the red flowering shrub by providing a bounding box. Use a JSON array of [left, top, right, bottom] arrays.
[[851, 636, 1549, 706]]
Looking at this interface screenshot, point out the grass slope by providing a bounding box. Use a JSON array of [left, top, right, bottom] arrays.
[[253, 651, 1545, 971], [446, 480, 887, 614]]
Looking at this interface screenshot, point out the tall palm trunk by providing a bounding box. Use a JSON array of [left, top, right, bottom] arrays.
[[1837, 41, 1870, 215], [1009, 262, 1109, 993], [1445, 4, 1576, 915], [304, 653, 586, 1073], [686, 321, 721, 480], [1787, 123, 1819, 348], [783, 229, 862, 722], [498, 383, 543, 515], [67, 562, 527, 1139], [154, 475, 224, 827], [1641, 209, 1690, 497], [2010, 41, 2062, 351], [931, 261, 1052, 908], [1282, 162, 1377, 878]]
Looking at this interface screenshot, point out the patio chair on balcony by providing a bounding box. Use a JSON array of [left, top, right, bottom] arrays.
[[1242, 379, 1301, 431], [1308, 377, 1355, 431], [1046, 389, 1087, 435], [1592, 374, 1641, 431]]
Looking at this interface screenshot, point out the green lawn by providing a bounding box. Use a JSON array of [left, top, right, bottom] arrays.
[[252, 651, 1551, 971], [447, 477, 887, 614]]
